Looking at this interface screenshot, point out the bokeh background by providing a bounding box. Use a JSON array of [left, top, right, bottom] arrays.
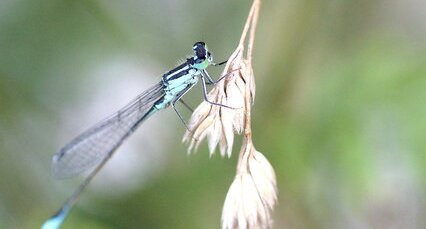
[[1, 0, 425, 228]]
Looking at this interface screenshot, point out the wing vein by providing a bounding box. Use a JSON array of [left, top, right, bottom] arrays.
[[52, 82, 165, 178]]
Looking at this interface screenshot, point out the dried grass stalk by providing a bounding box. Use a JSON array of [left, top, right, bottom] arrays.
[[183, 0, 278, 228]]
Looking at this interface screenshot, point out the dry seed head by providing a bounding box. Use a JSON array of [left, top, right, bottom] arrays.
[[221, 141, 277, 229], [183, 46, 255, 157]]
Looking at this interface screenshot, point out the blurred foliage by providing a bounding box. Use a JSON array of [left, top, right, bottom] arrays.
[[0, 0, 425, 228]]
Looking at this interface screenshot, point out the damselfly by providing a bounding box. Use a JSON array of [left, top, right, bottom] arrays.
[[42, 42, 228, 229]]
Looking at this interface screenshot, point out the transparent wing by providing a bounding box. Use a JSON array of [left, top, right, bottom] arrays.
[[52, 82, 165, 178]]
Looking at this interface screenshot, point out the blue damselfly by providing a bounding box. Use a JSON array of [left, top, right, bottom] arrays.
[[42, 42, 228, 229]]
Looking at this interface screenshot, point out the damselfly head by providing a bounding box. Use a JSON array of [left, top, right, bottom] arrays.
[[193, 41, 211, 61]]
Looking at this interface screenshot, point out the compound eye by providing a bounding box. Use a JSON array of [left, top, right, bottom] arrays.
[[193, 41, 205, 51]]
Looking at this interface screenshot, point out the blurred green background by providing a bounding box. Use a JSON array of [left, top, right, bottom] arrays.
[[1, 0, 425, 228]]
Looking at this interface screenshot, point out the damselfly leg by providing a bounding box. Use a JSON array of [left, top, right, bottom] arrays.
[[203, 67, 241, 85], [179, 100, 194, 113], [171, 83, 197, 130], [212, 60, 227, 66], [200, 76, 237, 110]]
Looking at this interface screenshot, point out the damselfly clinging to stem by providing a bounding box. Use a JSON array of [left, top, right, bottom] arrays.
[[42, 42, 229, 229]]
